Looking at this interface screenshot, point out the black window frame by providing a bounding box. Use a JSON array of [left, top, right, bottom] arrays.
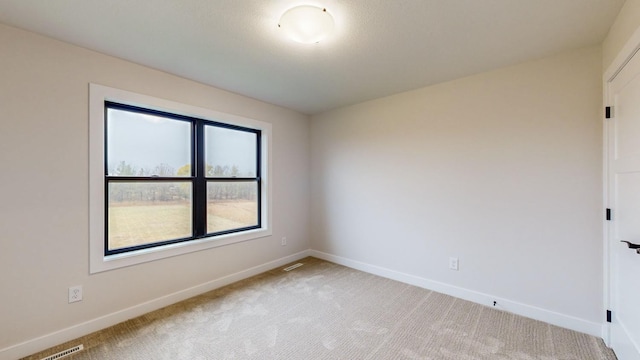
[[104, 101, 261, 256]]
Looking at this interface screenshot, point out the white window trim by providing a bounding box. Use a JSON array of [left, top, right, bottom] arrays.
[[89, 84, 272, 273]]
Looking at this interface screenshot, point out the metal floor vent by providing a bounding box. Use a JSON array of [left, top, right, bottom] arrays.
[[40, 344, 84, 360], [283, 263, 304, 271]]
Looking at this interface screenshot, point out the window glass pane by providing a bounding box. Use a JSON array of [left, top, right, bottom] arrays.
[[107, 108, 191, 177], [207, 181, 258, 233], [205, 126, 257, 177], [108, 182, 192, 250]]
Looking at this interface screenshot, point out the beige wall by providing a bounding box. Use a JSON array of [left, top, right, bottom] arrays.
[[603, 0, 640, 71], [5, 3, 639, 354], [310, 46, 603, 331], [0, 23, 310, 356]]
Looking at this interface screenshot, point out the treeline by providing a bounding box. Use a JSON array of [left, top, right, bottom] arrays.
[[108, 161, 256, 178], [108, 161, 257, 204]]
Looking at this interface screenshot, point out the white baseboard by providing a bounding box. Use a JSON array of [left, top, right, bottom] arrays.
[[603, 322, 612, 347], [3, 249, 606, 360], [1, 250, 311, 360], [610, 321, 640, 360], [309, 250, 604, 338]]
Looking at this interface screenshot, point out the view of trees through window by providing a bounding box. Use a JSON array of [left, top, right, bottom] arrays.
[[106, 104, 259, 253]]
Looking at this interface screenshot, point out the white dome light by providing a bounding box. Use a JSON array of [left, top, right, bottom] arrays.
[[278, 5, 334, 44]]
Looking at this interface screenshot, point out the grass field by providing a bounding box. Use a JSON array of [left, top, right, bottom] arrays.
[[108, 200, 257, 250]]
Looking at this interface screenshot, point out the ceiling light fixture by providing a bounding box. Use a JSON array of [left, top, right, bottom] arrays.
[[278, 5, 334, 44]]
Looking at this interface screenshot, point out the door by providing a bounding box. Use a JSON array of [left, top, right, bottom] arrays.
[[606, 47, 640, 360]]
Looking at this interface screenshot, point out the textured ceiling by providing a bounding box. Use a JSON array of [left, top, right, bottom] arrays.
[[0, 0, 625, 115]]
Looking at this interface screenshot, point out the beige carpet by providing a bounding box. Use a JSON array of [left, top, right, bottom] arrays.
[[24, 257, 616, 360]]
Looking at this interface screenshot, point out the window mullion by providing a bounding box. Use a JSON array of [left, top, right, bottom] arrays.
[[194, 120, 207, 237], [256, 130, 261, 228]]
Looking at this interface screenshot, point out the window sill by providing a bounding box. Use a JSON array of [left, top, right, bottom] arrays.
[[91, 227, 272, 273]]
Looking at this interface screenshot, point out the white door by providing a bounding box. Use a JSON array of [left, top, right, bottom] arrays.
[[606, 47, 640, 360]]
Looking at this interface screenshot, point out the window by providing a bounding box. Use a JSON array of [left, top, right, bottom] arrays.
[[90, 84, 271, 273]]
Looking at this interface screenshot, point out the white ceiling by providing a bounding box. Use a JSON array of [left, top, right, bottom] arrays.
[[0, 0, 624, 115]]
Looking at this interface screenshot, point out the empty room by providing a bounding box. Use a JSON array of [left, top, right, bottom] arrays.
[[1, 1, 640, 359]]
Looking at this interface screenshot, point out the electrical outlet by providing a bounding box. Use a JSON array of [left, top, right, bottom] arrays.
[[281, 237, 287, 246], [69, 285, 83, 303], [449, 257, 459, 271]]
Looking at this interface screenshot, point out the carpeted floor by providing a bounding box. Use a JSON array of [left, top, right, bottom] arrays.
[[24, 257, 617, 359]]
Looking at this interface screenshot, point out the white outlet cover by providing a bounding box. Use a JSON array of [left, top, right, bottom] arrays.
[[69, 285, 83, 303], [449, 257, 459, 271]]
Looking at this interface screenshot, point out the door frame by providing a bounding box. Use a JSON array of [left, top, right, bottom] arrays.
[[603, 25, 640, 347]]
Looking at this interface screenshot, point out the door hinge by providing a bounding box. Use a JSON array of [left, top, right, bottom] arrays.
[[607, 310, 612, 323], [606, 106, 612, 119], [606, 208, 611, 221]]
